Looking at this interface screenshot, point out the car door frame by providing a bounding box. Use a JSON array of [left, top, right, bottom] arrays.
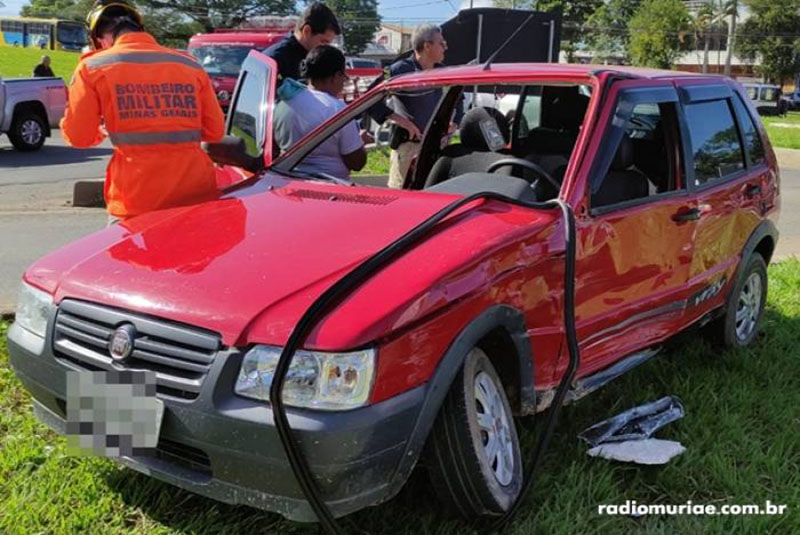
[[567, 79, 701, 377], [215, 50, 277, 188], [674, 80, 770, 326]]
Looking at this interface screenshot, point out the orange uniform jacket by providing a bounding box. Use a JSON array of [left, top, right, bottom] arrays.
[[61, 32, 225, 218]]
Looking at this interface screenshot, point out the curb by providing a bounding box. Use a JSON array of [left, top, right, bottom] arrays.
[[73, 179, 105, 208]]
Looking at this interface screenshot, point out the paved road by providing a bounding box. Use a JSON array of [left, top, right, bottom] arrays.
[[1, 136, 799, 313]]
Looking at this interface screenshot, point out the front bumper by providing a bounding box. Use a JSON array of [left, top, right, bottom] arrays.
[[8, 316, 425, 522]]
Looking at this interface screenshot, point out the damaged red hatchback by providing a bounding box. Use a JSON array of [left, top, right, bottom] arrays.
[[8, 56, 780, 522]]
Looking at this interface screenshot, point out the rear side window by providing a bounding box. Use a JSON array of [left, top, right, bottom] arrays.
[[684, 100, 745, 186], [731, 94, 766, 165]]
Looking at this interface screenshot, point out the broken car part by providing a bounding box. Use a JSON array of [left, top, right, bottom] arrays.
[[578, 396, 685, 448]]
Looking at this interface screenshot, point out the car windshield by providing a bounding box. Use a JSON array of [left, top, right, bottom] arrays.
[[57, 23, 87, 46], [190, 45, 252, 77]]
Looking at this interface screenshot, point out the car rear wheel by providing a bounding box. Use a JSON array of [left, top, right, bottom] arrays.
[[9, 112, 46, 151], [424, 347, 523, 519], [713, 252, 768, 348]]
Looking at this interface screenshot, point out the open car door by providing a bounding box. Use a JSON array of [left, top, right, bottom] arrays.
[[212, 50, 277, 188]]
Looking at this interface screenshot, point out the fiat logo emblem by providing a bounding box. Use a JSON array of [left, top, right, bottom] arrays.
[[109, 324, 136, 361]]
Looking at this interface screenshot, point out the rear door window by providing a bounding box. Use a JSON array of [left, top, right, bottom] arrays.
[[683, 99, 745, 186], [731, 93, 766, 166]]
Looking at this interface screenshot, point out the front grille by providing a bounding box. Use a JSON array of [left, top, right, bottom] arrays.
[[53, 300, 220, 400], [155, 438, 212, 476]]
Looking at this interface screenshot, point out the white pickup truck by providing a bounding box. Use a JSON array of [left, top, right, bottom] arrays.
[[1, 76, 67, 151]]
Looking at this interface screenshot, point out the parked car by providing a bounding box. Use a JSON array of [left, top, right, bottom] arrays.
[[8, 57, 780, 523], [0, 75, 66, 150], [784, 89, 800, 111], [742, 83, 784, 115]]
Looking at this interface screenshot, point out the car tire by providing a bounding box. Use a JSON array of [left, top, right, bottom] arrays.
[[424, 347, 523, 519], [712, 252, 768, 348], [8, 112, 46, 151]]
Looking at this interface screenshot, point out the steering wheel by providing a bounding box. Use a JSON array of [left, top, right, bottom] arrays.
[[486, 158, 561, 192]]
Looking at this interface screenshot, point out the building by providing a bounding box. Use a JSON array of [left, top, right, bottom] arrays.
[[362, 23, 414, 64]]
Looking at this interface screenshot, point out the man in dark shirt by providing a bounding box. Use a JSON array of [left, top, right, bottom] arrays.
[[264, 2, 340, 86], [33, 56, 55, 77], [370, 24, 454, 188]]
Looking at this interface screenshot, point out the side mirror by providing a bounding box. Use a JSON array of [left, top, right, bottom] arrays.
[[202, 135, 264, 173]]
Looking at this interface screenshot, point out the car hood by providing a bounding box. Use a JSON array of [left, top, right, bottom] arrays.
[[30, 176, 468, 347]]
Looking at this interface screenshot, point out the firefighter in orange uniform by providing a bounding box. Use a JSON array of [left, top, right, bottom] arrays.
[[61, 0, 225, 221]]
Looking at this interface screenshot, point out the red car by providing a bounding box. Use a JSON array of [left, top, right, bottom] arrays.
[[8, 54, 779, 522]]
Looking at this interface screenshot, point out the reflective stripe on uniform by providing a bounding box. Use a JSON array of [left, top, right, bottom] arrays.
[[109, 129, 202, 145], [85, 52, 202, 70]]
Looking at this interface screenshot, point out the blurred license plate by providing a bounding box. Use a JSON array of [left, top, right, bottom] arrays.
[[65, 370, 164, 457]]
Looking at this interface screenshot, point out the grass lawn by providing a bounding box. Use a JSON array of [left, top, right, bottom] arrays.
[[1, 259, 798, 534], [0, 45, 80, 80], [762, 111, 800, 150], [354, 148, 390, 176]]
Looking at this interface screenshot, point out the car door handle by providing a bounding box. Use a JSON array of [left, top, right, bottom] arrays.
[[672, 207, 701, 222], [745, 184, 762, 198]]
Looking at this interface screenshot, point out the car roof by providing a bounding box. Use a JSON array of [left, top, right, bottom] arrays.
[[383, 62, 728, 88]]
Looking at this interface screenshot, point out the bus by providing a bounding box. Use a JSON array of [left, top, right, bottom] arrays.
[[0, 17, 87, 52]]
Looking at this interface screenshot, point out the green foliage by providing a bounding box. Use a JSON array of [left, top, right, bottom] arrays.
[[20, 0, 93, 21], [493, 0, 602, 62], [737, 0, 800, 84], [138, 5, 204, 49], [324, 0, 380, 56], [585, 0, 642, 63], [628, 0, 691, 69], [139, 0, 296, 33]]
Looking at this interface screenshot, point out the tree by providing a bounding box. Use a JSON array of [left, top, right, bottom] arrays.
[[20, 0, 205, 47], [324, 0, 380, 56], [737, 0, 800, 85], [692, 0, 735, 74], [139, 0, 296, 33], [584, 0, 642, 63], [21, 0, 93, 21], [627, 0, 691, 69], [493, 0, 602, 62]]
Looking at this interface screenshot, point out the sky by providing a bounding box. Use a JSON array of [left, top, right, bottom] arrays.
[[0, 0, 492, 23]]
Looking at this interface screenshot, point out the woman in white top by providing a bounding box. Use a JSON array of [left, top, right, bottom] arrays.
[[273, 45, 366, 179]]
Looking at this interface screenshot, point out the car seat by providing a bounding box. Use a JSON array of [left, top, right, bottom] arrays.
[[424, 107, 513, 188], [592, 136, 650, 207]]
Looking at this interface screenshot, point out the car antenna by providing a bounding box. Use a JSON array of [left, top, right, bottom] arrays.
[[482, 13, 535, 71]]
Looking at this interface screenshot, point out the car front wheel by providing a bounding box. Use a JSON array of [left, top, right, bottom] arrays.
[[8, 113, 46, 151], [714, 252, 768, 348], [424, 347, 523, 519]]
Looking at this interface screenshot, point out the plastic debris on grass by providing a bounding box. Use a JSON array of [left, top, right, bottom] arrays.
[[579, 396, 686, 465]]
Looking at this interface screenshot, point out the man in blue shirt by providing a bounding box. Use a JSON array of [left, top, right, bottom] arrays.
[[370, 24, 453, 188], [264, 3, 341, 86]]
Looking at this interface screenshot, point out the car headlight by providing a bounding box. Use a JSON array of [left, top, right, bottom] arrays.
[[235, 345, 375, 410], [15, 282, 52, 338]]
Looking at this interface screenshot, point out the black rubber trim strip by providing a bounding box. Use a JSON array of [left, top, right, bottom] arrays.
[[269, 193, 578, 535]]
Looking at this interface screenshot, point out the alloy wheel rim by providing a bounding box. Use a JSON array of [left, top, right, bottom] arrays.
[[474, 371, 514, 486], [735, 272, 762, 342], [21, 119, 43, 145]]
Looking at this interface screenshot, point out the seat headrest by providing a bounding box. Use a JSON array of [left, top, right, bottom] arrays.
[[540, 86, 589, 132], [611, 135, 635, 171], [459, 107, 509, 152]]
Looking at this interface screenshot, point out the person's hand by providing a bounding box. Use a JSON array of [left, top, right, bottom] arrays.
[[447, 121, 458, 135], [389, 113, 422, 141], [360, 129, 375, 145]]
